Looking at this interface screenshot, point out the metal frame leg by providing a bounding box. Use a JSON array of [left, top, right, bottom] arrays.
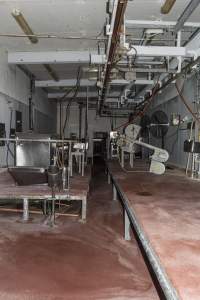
[[130, 153, 134, 168], [192, 153, 195, 178], [70, 153, 73, 177], [113, 184, 117, 201], [81, 198, 87, 221], [124, 210, 131, 241], [78, 153, 81, 174], [121, 150, 124, 168], [81, 152, 85, 177], [23, 198, 29, 222], [51, 198, 56, 225], [44, 200, 47, 215], [108, 173, 111, 184]]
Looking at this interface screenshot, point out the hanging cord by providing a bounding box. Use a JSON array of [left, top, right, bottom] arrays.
[[62, 66, 82, 136], [175, 81, 200, 124], [61, 67, 82, 167]]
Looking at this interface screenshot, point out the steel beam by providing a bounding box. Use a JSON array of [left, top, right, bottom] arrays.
[[48, 91, 98, 99], [8, 51, 96, 64], [35, 79, 96, 88], [127, 45, 192, 58], [48, 91, 121, 99], [111, 79, 154, 85], [101, 0, 128, 112], [174, 0, 200, 33], [125, 19, 200, 28], [110, 174, 180, 300], [186, 31, 200, 52], [36, 78, 154, 88]]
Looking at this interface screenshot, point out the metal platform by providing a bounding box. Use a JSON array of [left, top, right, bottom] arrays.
[[107, 160, 200, 300], [0, 167, 91, 222]]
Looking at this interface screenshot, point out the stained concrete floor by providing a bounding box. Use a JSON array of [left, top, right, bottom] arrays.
[[0, 161, 159, 300]]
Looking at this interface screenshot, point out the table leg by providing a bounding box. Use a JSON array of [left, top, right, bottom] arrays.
[[81, 198, 87, 221], [23, 198, 29, 222], [113, 184, 117, 201], [108, 173, 111, 184], [124, 210, 131, 241]]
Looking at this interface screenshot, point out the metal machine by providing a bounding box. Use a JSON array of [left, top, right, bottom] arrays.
[[110, 124, 169, 175], [9, 133, 53, 185], [3, 133, 88, 188]]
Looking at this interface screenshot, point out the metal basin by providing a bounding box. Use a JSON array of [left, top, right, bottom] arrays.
[[8, 167, 48, 186]]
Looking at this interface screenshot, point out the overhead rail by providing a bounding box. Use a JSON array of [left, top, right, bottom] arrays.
[[100, 0, 128, 114]]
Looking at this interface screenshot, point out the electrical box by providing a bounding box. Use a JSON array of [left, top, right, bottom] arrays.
[[0, 123, 5, 146]]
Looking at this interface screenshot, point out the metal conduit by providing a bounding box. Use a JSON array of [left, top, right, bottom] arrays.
[[100, 0, 128, 114]]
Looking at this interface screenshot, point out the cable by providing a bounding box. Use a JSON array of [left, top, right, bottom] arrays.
[[113, 77, 160, 131], [175, 81, 200, 124], [62, 66, 82, 136]]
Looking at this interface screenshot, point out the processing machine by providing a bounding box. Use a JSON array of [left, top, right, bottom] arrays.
[[110, 124, 169, 175]]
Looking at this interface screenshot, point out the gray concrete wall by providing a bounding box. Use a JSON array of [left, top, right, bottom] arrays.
[[0, 48, 57, 166], [149, 75, 198, 168]]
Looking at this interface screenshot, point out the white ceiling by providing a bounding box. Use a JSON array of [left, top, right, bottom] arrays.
[[0, 0, 199, 52], [1, 0, 200, 98], [126, 0, 200, 22], [0, 0, 107, 51]]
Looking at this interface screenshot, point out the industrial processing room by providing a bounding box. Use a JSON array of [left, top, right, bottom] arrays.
[[0, 0, 200, 299]]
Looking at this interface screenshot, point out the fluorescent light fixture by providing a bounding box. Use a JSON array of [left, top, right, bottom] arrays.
[[12, 9, 38, 44], [161, 0, 176, 14]]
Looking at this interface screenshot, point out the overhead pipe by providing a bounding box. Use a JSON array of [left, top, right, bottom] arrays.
[[161, 0, 176, 14], [12, 9, 38, 44], [100, 0, 128, 115]]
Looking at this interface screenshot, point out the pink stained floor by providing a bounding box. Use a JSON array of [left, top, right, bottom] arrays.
[[0, 162, 159, 300], [108, 160, 200, 300]]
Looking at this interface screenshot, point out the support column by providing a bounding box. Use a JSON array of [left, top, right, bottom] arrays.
[[81, 152, 85, 176], [113, 184, 117, 201], [121, 150, 124, 168], [23, 198, 29, 222], [124, 210, 131, 241], [78, 153, 81, 174], [81, 198, 87, 221], [108, 173, 111, 184]]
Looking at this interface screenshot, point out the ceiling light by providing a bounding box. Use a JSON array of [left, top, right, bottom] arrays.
[[161, 0, 176, 14], [12, 9, 38, 44]]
